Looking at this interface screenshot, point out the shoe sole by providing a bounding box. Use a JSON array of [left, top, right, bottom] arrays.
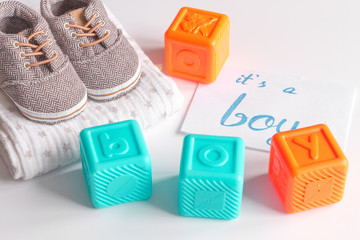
[[14, 93, 88, 124], [87, 63, 141, 101]]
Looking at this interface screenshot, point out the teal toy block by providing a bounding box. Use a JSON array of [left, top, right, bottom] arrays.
[[80, 120, 152, 208], [178, 134, 245, 220]]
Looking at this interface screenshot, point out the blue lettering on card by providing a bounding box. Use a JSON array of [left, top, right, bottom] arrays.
[[236, 74, 260, 85], [220, 93, 300, 146], [258, 81, 266, 88], [283, 87, 297, 94]]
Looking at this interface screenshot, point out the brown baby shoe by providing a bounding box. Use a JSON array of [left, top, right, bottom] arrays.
[[0, 1, 87, 123], [41, 0, 141, 101]]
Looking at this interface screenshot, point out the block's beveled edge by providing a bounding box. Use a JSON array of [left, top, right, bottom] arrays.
[[165, 7, 230, 47], [79, 120, 150, 173], [80, 142, 94, 205], [128, 119, 151, 159], [80, 126, 95, 172], [180, 134, 245, 186], [179, 134, 195, 180], [268, 141, 293, 210], [272, 124, 348, 177]]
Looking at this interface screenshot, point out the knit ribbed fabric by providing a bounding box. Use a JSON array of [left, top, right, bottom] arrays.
[[0, 2, 184, 180]]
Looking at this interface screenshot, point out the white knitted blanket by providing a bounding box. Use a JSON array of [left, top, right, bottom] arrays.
[[0, 2, 183, 180]]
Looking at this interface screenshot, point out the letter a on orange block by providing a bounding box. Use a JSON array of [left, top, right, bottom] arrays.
[[293, 135, 319, 160]]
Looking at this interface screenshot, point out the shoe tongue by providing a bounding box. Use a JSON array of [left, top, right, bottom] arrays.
[[16, 28, 32, 38], [67, 8, 87, 26]]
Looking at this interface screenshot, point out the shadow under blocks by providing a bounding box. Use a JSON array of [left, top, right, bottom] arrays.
[[149, 176, 179, 216], [39, 169, 93, 208], [243, 174, 284, 213]]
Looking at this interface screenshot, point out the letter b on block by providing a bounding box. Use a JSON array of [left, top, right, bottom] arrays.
[[269, 124, 348, 213], [80, 120, 152, 208], [99, 133, 129, 157], [178, 134, 245, 220]]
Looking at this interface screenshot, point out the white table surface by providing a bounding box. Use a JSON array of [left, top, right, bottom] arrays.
[[1, 0, 359, 239]]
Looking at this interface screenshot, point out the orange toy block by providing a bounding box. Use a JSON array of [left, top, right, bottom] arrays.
[[269, 124, 348, 213], [165, 7, 230, 84]]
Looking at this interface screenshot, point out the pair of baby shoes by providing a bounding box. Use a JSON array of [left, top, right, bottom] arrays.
[[0, 0, 141, 123]]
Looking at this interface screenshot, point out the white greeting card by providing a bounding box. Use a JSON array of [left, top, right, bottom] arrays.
[[181, 66, 356, 151]]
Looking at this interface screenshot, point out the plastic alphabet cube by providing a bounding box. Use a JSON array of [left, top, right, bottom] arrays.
[[165, 7, 230, 84], [269, 124, 348, 213], [178, 134, 245, 220], [80, 120, 152, 208]]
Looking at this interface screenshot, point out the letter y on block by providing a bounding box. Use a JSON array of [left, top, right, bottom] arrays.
[[293, 135, 319, 160]]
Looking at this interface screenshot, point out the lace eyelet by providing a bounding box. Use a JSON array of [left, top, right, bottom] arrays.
[[19, 52, 25, 59], [70, 32, 77, 38], [52, 51, 57, 57], [13, 41, 19, 48], [47, 39, 53, 46], [24, 63, 30, 69], [94, 12, 100, 17], [101, 21, 105, 26], [64, 23, 70, 29], [79, 42, 84, 48], [105, 30, 110, 35]]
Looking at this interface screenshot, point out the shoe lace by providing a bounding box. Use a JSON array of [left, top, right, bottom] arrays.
[[65, 13, 110, 48], [15, 31, 58, 68]]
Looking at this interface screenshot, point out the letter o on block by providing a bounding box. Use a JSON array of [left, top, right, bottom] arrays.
[[165, 7, 230, 84], [80, 120, 152, 208], [177, 50, 201, 71], [269, 124, 348, 213], [178, 134, 245, 220]]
